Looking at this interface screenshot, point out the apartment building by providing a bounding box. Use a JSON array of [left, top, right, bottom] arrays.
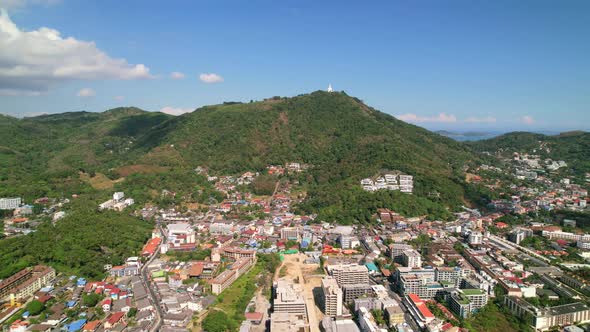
[[0, 197, 21, 210], [402, 250, 422, 268], [322, 277, 343, 317], [388, 243, 413, 262], [0, 265, 56, 301], [273, 280, 308, 319], [327, 264, 370, 286], [504, 296, 590, 331]]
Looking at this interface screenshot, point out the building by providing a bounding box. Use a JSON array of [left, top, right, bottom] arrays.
[[402, 250, 422, 268], [339, 235, 360, 250], [167, 223, 196, 244], [404, 294, 435, 328], [388, 243, 413, 262], [273, 280, 308, 319], [0, 265, 56, 301], [222, 247, 257, 262], [270, 312, 309, 332], [358, 307, 387, 332], [322, 277, 343, 317], [434, 267, 464, 287], [447, 289, 488, 319], [0, 197, 21, 210], [342, 284, 373, 303], [327, 264, 370, 286], [398, 273, 446, 299], [321, 318, 360, 332], [504, 296, 590, 331], [210, 258, 254, 295], [281, 227, 300, 241], [468, 232, 483, 246]]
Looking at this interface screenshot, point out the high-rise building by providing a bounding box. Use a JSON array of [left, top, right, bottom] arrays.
[[327, 264, 369, 286], [402, 250, 422, 268], [322, 277, 343, 317]]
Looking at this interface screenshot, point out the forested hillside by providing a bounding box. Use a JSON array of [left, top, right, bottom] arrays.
[[1, 91, 481, 223]]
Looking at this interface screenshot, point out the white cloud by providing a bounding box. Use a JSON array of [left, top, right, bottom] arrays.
[[0, 9, 152, 95], [160, 106, 193, 116], [521, 115, 535, 125], [170, 71, 185, 80], [396, 112, 457, 123], [464, 116, 497, 123], [0, 0, 61, 10], [114, 95, 124, 101], [77, 88, 95, 97], [199, 73, 224, 83]]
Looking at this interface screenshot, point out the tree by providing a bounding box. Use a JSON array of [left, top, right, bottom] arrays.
[[127, 307, 137, 318], [83, 293, 100, 307], [26, 300, 44, 316], [202, 310, 235, 332]]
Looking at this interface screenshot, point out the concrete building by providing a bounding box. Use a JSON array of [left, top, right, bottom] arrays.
[[167, 223, 196, 244], [322, 277, 343, 317], [281, 227, 300, 241], [270, 312, 309, 332], [273, 280, 307, 319], [388, 243, 413, 262], [358, 307, 387, 332], [321, 318, 360, 332], [434, 267, 464, 287], [401, 250, 422, 268], [0, 265, 55, 301], [504, 296, 590, 331], [327, 264, 369, 286], [0, 197, 21, 210], [468, 232, 483, 246]]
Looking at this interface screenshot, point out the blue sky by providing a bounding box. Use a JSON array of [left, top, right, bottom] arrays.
[[0, 0, 589, 131]]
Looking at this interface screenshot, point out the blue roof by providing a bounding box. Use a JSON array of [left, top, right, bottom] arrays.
[[67, 319, 87, 332], [66, 300, 77, 308], [365, 262, 378, 271]]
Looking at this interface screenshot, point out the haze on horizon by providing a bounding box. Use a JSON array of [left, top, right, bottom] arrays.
[[0, 0, 588, 132]]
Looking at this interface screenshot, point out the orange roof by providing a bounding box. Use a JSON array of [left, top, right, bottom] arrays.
[[83, 320, 101, 331], [188, 262, 203, 277]]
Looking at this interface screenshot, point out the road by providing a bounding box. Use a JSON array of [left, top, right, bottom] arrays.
[[142, 236, 164, 332]]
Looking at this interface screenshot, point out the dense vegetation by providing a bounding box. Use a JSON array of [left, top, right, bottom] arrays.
[[1, 92, 480, 223], [0, 198, 153, 279]]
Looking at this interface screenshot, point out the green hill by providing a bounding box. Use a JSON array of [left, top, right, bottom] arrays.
[[469, 131, 590, 180], [1, 92, 480, 221]]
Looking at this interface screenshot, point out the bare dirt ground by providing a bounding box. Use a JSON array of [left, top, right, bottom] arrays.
[[275, 253, 324, 332]]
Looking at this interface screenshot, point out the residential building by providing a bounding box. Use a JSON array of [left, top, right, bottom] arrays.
[[322, 277, 343, 317], [270, 312, 309, 332], [0, 265, 55, 301], [402, 250, 422, 268], [0, 197, 21, 210], [504, 296, 590, 331], [327, 264, 370, 286], [358, 307, 387, 332]]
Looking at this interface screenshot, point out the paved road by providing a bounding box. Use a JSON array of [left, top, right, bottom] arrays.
[[142, 238, 163, 332]]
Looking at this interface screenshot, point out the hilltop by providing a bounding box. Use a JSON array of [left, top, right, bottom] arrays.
[[1, 92, 480, 222]]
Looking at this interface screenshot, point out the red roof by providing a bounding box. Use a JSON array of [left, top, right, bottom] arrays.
[[244, 312, 264, 321], [408, 294, 434, 319], [106, 312, 125, 325], [142, 237, 161, 256]]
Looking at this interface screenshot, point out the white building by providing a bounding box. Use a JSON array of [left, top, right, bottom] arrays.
[[468, 232, 483, 245], [0, 198, 21, 210], [402, 250, 422, 268], [322, 277, 343, 317]]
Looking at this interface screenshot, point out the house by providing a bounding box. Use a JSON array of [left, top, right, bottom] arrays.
[[82, 320, 101, 331], [102, 298, 112, 312], [104, 312, 125, 329]]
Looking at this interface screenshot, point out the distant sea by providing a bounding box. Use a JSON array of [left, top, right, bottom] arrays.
[[435, 130, 502, 141], [436, 130, 562, 141]]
